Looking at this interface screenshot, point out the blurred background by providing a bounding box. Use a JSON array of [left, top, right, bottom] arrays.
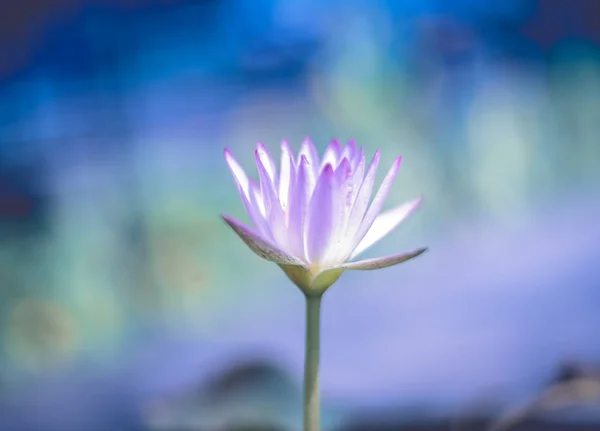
[[1, 0, 600, 430]]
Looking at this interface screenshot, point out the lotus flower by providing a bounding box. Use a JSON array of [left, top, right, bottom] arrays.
[[223, 139, 426, 295]]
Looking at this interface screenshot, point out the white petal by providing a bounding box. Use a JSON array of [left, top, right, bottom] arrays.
[[225, 149, 271, 239], [348, 150, 365, 208], [287, 155, 310, 259], [256, 149, 289, 250], [351, 146, 364, 172], [334, 158, 353, 215], [224, 149, 251, 198], [334, 248, 427, 270], [341, 149, 381, 255], [322, 158, 353, 265], [305, 164, 335, 264], [250, 182, 267, 218], [351, 196, 422, 258], [279, 140, 295, 212], [247, 181, 272, 239], [298, 138, 320, 178], [351, 156, 402, 251], [256, 142, 278, 186], [320, 139, 341, 170], [295, 143, 317, 201], [307, 248, 426, 293], [340, 139, 356, 162], [222, 215, 305, 265]]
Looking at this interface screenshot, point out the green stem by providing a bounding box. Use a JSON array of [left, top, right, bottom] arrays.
[[303, 294, 321, 431]]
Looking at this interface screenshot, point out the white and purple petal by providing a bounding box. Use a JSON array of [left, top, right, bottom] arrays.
[[256, 142, 279, 186], [341, 139, 357, 162], [256, 149, 290, 250], [351, 156, 402, 251], [298, 138, 320, 177], [287, 155, 310, 259], [348, 149, 366, 208], [351, 196, 422, 258], [342, 149, 381, 254], [305, 164, 335, 264], [225, 149, 271, 239], [222, 214, 306, 265], [224, 148, 251, 198], [279, 140, 296, 213], [323, 158, 353, 264], [320, 139, 341, 170], [327, 247, 427, 271]]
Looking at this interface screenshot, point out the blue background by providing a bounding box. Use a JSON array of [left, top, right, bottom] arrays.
[[0, 0, 599, 429]]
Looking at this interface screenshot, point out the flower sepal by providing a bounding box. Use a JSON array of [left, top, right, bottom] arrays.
[[278, 264, 344, 297]]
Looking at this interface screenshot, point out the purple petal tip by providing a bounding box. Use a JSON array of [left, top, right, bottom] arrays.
[[323, 163, 334, 175], [303, 138, 316, 150]]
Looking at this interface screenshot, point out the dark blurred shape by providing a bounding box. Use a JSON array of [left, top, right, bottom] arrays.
[[0, 165, 45, 227], [487, 362, 600, 431], [0, 374, 146, 431], [417, 16, 478, 66], [204, 357, 296, 405], [222, 423, 288, 431], [550, 362, 600, 386], [239, 39, 318, 83], [336, 418, 600, 430], [521, 0, 600, 50], [0, 0, 203, 78], [0, 177, 35, 219], [144, 357, 298, 430]]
